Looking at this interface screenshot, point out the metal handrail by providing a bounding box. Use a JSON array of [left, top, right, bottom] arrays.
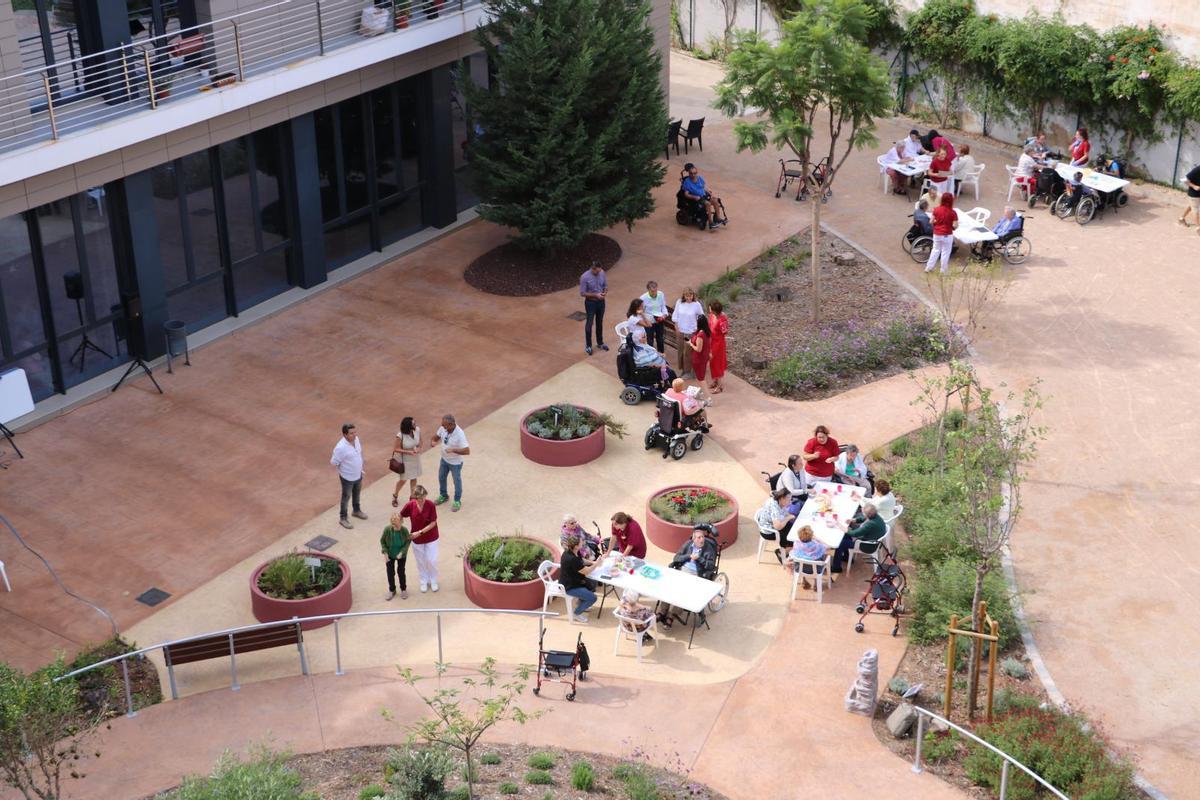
[[54, 607, 557, 717], [910, 706, 1070, 800]]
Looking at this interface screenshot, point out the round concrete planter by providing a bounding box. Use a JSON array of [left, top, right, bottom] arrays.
[[519, 406, 606, 467], [645, 486, 740, 553], [462, 536, 560, 610], [250, 552, 352, 631]]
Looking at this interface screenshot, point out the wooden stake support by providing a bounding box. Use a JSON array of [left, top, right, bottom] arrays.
[[944, 601, 1000, 723]]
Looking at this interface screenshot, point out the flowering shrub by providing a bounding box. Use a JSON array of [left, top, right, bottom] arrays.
[[766, 312, 946, 393], [649, 487, 733, 525]]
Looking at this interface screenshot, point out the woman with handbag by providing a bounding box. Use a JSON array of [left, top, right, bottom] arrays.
[[391, 417, 422, 507]]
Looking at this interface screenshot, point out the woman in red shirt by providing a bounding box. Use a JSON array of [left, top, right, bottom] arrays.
[[707, 300, 729, 394], [924, 193, 957, 275], [687, 313, 712, 382], [400, 484, 440, 592], [1070, 127, 1090, 167], [928, 146, 954, 193], [609, 511, 647, 559], [801, 425, 840, 487]]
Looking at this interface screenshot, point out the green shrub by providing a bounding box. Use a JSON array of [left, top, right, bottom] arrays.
[[67, 636, 162, 715], [992, 687, 1040, 716], [162, 746, 316, 799], [571, 760, 596, 791], [752, 267, 775, 288], [888, 676, 910, 695], [780, 255, 800, 272], [889, 435, 910, 458], [526, 769, 554, 785], [498, 782, 519, 795], [386, 746, 454, 800], [728, 285, 743, 302], [615, 764, 660, 800], [257, 552, 342, 599], [480, 752, 502, 765], [1001, 657, 1029, 679], [358, 786, 386, 800], [963, 703, 1135, 800], [445, 787, 470, 800], [527, 751, 556, 769], [922, 729, 960, 763], [611, 763, 637, 780], [908, 557, 1016, 648], [460, 761, 477, 784], [465, 535, 550, 583]]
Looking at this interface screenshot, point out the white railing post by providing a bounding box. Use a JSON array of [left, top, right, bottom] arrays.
[[228, 633, 240, 690], [999, 760, 1010, 800], [911, 712, 925, 773], [41, 72, 57, 138], [120, 659, 137, 718], [333, 618, 344, 676]]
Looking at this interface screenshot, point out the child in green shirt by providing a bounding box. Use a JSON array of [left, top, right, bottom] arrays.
[[380, 513, 411, 600]]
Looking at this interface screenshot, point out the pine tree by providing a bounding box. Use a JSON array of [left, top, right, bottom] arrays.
[[465, 0, 667, 254]]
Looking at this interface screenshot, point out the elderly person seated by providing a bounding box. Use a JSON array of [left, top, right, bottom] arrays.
[[834, 443, 871, 494], [830, 503, 887, 574], [625, 298, 671, 379], [778, 454, 807, 511], [659, 527, 720, 627], [785, 525, 828, 592], [1013, 146, 1039, 196], [871, 478, 896, 520], [953, 143, 977, 195], [560, 514, 602, 560], [617, 589, 655, 641], [681, 162, 727, 231], [560, 534, 601, 623], [663, 378, 710, 431], [880, 140, 913, 195], [755, 486, 797, 565]]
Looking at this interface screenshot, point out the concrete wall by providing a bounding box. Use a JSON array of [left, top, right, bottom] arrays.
[[0, 1, 29, 142]]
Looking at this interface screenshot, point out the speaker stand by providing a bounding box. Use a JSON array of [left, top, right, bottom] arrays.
[[0, 422, 21, 459], [111, 357, 163, 395], [69, 298, 112, 371]]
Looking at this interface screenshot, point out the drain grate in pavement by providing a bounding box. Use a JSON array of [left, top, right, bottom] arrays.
[[136, 587, 171, 607], [566, 311, 587, 321], [306, 535, 338, 552]]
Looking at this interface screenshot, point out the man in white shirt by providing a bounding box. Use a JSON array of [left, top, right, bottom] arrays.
[[903, 130, 926, 158], [432, 414, 471, 511], [640, 280, 669, 353], [331, 423, 367, 529]]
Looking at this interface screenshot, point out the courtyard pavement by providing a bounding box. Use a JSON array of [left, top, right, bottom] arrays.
[[2, 49, 1197, 799]]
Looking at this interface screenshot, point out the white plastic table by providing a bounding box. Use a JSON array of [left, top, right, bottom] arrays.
[[952, 208, 998, 245], [890, 155, 931, 178], [1053, 163, 1130, 195], [787, 481, 867, 548], [591, 553, 722, 647]]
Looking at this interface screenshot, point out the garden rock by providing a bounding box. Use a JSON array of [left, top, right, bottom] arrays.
[[766, 286, 793, 302], [832, 252, 856, 266], [930, 716, 950, 734], [743, 353, 768, 370], [886, 702, 918, 737]]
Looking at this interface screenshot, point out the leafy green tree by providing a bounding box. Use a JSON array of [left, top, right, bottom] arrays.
[[715, 0, 892, 322], [1092, 24, 1177, 154], [903, 0, 977, 126], [0, 659, 106, 800], [993, 14, 1099, 134], [464, 0, 667, 254], [1165, 61, 1200, 133], [763, 0, 902, 49]]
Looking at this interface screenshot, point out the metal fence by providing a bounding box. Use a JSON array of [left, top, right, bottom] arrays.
[[54, 607, 555, 716], [0, 0, 479, 156]]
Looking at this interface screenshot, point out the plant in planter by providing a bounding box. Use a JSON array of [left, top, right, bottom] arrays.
[[524, 402, 627, 441], [395, 0, 411, 28], [257, 551, 344, 599], [250, 550, 352, 628], [649, 487, 733, 526], [461, 533, 557, 610]]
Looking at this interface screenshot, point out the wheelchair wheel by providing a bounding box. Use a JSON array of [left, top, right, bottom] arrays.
[[1028, 194, 1038, 209], [855, 622, 865, 633], [855, 604, 867, 614], [669, 440, 687, 460], [1002, 236, 1031, 265], [1053, 193, 1074, 219], [675, 209, 690, 226], [690, 434, 704, 451], [1116, 192, 1129, 207], [1075, 196, 1097, 225], [620, 387, 641, 406], [644, 425, 658, 450], [566, 691, 576, 702], [707, 572, 729, 613], [900, 230, 914, 254], [909, 236, 932, 263]]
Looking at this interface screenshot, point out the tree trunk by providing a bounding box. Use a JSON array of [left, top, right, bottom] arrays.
[[810, 197, 821, 323], [966, 569, 985, 718]]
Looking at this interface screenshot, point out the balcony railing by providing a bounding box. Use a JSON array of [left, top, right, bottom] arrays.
[[0, 0, 476, 157]]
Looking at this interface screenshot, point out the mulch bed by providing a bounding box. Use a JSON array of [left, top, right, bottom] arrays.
[[464, 234, 622, 296], [287, 742, 728, 799], [717, 230, 930, 400], [72, 637, 163, 717]]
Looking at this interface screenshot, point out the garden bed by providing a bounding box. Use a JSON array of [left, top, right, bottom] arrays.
[[68, 636, 163, 718], [464, 234, 621, 296], [707, 230, 947, 400]]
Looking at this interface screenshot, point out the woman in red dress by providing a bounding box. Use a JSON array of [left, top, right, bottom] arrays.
[[687, 313, 712, 381], [707, 300, 729, 393]]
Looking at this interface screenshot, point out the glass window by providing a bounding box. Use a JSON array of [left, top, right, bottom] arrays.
[[340, 98, 369, 214], [157, 153, 231, 332], [233, 249, 291, 309], [323, 213, 372, 270], [252, 127, 288, 248], [219, 139, 256, 263], [153, 162, 189, 291], [0, 213, 55, 400], [181, 151, 222, 282], [315, 107, 340, 223], [372, 88, 400, 201], [379, 188, 423, 247]]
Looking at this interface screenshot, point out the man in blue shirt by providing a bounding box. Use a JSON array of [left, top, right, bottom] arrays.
[[578, 261, 609, 356], [991, 207, 1022, 238], [682, 163, 727, 231]]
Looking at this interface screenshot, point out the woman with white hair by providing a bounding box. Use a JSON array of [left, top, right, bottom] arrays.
[[617, 589, 655, 641], [560, 513, 601, 559], [834, 444, 872, 494]]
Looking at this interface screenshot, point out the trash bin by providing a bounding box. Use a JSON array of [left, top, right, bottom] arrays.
[[164, 320, 190, 373]]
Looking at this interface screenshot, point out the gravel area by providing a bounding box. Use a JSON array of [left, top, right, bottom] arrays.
[[465, 234, 622, 296]]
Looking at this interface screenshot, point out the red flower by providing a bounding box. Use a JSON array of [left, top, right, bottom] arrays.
[[1122, 57, 1129, 63], [1109, 55, 1117, 62]]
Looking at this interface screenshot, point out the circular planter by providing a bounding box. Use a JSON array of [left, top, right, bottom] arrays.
[[463, 536, 561, 610], [519, 406, 606, 467], [645, 486, 740, 553], [250, 552, 352, 631]]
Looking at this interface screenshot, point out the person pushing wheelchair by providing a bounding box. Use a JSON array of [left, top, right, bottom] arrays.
[[682, 163, 728, 231]]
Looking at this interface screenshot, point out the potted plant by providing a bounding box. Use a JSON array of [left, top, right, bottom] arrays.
[[519, 402, 626, 467], [395, 0, 411, 28], [462, 533, 558, 610], [645, 485, 739, 552], [153, 74, 173, 102], [250, 550, 352, 630]]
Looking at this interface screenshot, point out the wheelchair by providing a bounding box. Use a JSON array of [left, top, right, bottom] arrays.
[[775, 157, 832, 202], [675, 175, 729, 231], [644, 393, 710, 460], [1027, 166, 1064, 209], [1053, 185, 1127, 225], [970, 215, 1032, 265], [617, 333, 675, 405], [902, 215, 959, 264]]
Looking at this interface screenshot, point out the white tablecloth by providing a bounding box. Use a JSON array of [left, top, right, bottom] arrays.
[[1053, 163, 1130, 194], [787, 481, 866, 548], [953, 208, 998, 245], [590, 553, 720, 614], [889, 155, 931, 178]]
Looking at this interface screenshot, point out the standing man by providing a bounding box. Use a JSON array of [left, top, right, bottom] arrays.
[[579, 261, 608, 356], [331, 422, 367, 529], [432, 414, 470, 511], [1180, 162, 1200, 229], [640, 280, 668, 353]]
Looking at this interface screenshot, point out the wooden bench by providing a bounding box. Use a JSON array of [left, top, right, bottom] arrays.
[[162, 620, 309, 699]]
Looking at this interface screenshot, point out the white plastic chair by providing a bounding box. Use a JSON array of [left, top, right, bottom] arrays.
[[612, 609, 657, 661], [754, 507, 781, 564], [1005, 165, 1032, 202], [613, 321, 630, 341], [877, 155, 891, 194], [788, 553, 832, 603], [538, 560, 573, 617], [0, 560, 9, 592], [964, 207, 991, 225], [882, 503, 904, 525], [958, 163, 985, 200]]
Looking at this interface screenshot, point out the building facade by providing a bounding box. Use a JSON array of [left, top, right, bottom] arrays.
[[0, 0, 671, 405]]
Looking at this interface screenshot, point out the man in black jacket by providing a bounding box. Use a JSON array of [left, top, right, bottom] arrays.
[[831, 503, 886, 573]]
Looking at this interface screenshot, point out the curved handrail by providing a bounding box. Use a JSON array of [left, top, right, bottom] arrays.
[[910, 706, 1069, 800]]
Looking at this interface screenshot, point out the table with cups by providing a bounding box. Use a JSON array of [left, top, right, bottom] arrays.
[[590, 552, 723, 648]]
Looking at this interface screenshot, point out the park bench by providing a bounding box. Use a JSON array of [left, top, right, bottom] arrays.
[[162, 619, 309, 699]]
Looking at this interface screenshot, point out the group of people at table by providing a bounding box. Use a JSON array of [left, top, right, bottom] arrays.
[[757, 425, 897, 592]]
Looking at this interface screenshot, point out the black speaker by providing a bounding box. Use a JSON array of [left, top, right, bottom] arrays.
[[63, 271, 84, 300], [119, 293, 146, 359]]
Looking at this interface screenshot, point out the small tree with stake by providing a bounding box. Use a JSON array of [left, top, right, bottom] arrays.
[[464, 0, 666, 255], [714, 0, 891, 322]]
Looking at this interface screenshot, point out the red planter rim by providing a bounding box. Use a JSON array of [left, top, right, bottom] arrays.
[[521, 405, 605, 440], [648, 485, 738, 527], [250, 551, 350, 604]]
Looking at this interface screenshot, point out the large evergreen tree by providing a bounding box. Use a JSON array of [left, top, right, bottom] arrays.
[[465, 0, 667, 253]]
